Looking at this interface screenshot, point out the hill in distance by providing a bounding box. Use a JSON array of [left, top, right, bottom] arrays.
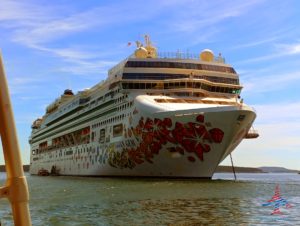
[[259, 166, 299, 173], [216, 166, 299, 173]]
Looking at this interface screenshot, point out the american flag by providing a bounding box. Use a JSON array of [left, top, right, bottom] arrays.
[[262, 185, 292, 215]]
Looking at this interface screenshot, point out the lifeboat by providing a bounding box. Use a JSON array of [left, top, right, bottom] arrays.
[[245, 129, 259, 139]]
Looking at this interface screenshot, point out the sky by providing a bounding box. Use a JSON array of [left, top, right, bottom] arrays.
[[0, 0, 300, 170]]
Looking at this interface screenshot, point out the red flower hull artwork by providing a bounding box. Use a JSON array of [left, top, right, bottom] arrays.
[[108, 114, 224, 169]]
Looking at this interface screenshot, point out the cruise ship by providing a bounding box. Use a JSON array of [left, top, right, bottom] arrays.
[[29, 36, 257, 178]]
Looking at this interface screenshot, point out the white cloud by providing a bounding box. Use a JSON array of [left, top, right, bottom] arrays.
[[8, 77, 42, 95], [1, 1, 163, 47], [0, 0, 53, 23], [164, 0, 264, 33], [1, 0, 266, 48], [57, 59, 116, 75], [236, 42, 300, 65], [28, 45, 118, 75], [230, 36, 280, 50], [0, 1, 163, 73], [241, 70, 300, 94], [277, 43, 300, 55], [12, 8, 108, 46], [228, 101, 299, 167], [253, 102, 300, 124], [222, 102, 300, 169], [236, 121, 300, 169]]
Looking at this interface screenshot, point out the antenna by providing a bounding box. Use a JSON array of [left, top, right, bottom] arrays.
[[144, 34, 151, 47]]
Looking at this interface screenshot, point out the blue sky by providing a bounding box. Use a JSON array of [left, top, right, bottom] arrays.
[[0, 0, 300, 170]]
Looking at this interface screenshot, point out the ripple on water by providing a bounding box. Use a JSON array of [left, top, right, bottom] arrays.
[[0, 173, 299, 225]]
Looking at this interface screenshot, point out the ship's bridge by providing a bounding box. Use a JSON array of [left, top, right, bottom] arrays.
[[121, 57, 242, 97], [119, 37, 242, 97]]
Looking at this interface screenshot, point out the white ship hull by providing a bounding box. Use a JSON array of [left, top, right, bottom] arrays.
[[30, 97, 255, 178]]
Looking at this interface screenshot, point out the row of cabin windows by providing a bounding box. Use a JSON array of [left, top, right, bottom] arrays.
[[115, 95, 127, 104], [91, 102, 133, 131], [146, 92, 204, 97], [35, 100, 121, 145], [194, 75, 239, 85], [89, 89, 121, 107], [46, 90, 119, 127], [92, 114, 125, 129], [33, 127, 90, 154], [36, 102, 117, 141], [122, 82, 241, 94], [33, 118, 124, 156], [125, 61, 236, 74], [32, 140, 108, 158], [118, 101, 133, 111], [45, 88, 120, 126], [92, 123, 124, 144], [122, 73, 239, 85], [32, 144, 97, 158], [154, 98, 235, 105], [97, 123, 123, 143]]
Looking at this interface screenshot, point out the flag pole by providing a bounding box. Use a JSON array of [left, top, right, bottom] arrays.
[[0, 51, 31, 225]]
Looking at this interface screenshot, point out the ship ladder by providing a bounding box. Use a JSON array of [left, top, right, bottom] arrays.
[[0, 51, 32, 225]]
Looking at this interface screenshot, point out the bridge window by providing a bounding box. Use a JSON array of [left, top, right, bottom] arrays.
[[125, 61, 237, 74]]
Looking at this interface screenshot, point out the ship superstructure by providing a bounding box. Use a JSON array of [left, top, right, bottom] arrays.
[[29, 36, 257, 178]]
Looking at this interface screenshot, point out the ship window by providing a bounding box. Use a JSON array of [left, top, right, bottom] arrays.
[[91, 132, 95, 142], [195, 82, 201, 88], [113, 124, 123, 137], [140, 83, 145, 89], [201, 84, 208, 91], [100, 129, 105, 143]]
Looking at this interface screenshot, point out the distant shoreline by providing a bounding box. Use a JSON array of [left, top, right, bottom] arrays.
[[0, 165, 298, 174], [0, 165, 30, 172], [216, 165, 264, 173], [216, 165, 299, 173]]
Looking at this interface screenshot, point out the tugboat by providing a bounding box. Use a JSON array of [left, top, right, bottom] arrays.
[[37, 168, 50, 176]]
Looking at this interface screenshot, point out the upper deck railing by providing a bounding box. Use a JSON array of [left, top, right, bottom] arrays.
[[157, 51, 226, 63]]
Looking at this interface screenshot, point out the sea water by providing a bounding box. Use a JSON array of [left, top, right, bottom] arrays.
[[0, 173, 299, 225]]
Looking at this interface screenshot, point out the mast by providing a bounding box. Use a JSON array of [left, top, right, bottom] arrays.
[[0, 51, 31, 225]]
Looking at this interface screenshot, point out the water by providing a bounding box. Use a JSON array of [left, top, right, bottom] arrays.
[[0, 173, 299, 225]]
